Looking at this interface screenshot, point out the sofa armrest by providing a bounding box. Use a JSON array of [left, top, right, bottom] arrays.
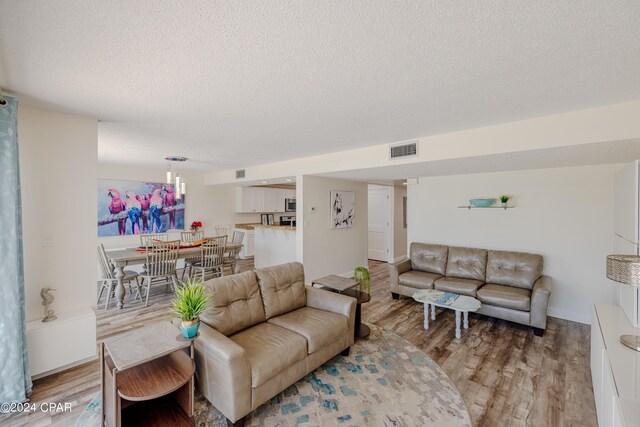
[[194, 322, 252, 423], [389, 259, 412, 292], [530, 275, 552, 330], [305, 286, 356, 343]]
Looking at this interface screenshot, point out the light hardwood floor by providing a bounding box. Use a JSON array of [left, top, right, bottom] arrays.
[[3, 259, 597, 427]]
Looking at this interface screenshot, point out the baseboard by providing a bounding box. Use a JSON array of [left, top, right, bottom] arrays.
[[31, 354, 98, 381], [547, 307, 591, 325]]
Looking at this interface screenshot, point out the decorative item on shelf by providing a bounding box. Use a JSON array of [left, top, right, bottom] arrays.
[[40, 287, 57, 322], [499, 195, 510, 207], [606, 254, 640, 351], [469, 198, 496, 207], [190, 220, 202, 232], [353, 266, 371, 294], [171, 278, 208, 339]]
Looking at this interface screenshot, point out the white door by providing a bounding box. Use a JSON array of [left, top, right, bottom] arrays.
[[368, 185, 390, 261]]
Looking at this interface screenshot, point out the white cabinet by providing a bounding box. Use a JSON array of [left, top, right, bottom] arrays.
[[236, 187, 295, 213], [591, 304, 640, 427], [236, 187, 266, 213], [236, 228, 254, 259]]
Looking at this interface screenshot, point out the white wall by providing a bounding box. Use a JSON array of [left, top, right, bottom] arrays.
[[299, 176, 368, 283], [19, 105, 98, 321], [408, 164, 621, 324], [97, 163, 261, 250], [392, 185, 407, 261]]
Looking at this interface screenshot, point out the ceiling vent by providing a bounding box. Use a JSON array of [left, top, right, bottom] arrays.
[[235, 169, 246, 179], [389, 141, 418, 159]]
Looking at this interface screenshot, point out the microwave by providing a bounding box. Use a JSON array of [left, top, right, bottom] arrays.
[[285, 198, 296, 212]]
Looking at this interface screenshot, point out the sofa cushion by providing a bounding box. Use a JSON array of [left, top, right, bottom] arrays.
[[477, 284, 531, 311], [255, 262, 306, 319], [230, 322, 307, 388], [410, 243, 448, 275], [268, 307, 348, 354], [445, 246, 487, 281], [399, 270, 442, 289], [434, 277, 484, 297], [200, 270, 266, 336], [486, 251, 543, 290]]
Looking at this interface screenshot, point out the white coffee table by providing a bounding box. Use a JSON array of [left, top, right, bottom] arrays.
[[413, 289, 481, 339]]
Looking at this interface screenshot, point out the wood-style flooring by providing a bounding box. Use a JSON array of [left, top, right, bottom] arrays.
[[2, 259, 596, 427]]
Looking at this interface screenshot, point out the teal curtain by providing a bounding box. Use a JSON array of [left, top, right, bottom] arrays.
[[0, 95, 32, 402]]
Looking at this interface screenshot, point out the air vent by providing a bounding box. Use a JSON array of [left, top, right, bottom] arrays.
[[236, 169, 246, 179], [389, 141, 418, 159]]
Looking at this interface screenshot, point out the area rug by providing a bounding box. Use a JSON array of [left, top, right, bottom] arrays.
[[75, 325, 471, 426]]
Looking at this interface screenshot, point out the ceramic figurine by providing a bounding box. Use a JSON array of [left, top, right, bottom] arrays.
[[41, 287, 57, 322]]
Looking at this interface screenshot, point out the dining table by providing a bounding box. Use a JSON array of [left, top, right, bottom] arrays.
[[106, 242, 243, 309]]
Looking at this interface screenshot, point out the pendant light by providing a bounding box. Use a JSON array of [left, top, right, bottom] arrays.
[[164, 156, 187, 200]]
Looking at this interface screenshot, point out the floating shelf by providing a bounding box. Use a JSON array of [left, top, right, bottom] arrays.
[[458, 205, 515, 210]]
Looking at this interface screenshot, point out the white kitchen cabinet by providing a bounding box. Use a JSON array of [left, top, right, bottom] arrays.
[[236, 228, 254, 259], [236, 187, 294, 213], [236, 187, 266, 213]]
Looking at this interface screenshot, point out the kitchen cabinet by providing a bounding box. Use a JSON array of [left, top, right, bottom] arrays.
[[236, 187, 295, 213], [236, 228, 255, 259]]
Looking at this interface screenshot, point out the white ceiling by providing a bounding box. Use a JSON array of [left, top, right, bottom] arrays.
[[1, 1, 639, 171]]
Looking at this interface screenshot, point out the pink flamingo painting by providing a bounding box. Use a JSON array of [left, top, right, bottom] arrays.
[[107, 188, 126, 236], [125, 191, 142, 234], [163, 185, 176, 229]]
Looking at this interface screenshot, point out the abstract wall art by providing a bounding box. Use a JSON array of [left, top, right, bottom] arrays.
[[330, 190, 355, 229], [98, 179, 185, 237]]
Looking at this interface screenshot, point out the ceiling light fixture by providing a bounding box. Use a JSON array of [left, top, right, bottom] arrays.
[[165, 156, 187, 200]]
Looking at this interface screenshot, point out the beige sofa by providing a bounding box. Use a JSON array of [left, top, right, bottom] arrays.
[[194, 262, 356, 427], [390, 243, 551, 336]]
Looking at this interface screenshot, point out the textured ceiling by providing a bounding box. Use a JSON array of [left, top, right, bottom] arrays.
[[1, 1, 639, 171]]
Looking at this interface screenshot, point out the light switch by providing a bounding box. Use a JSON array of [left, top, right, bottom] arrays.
[[43, 233, 53, 247]]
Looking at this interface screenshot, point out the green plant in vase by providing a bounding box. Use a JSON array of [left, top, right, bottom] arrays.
[[499, 195, 510, 206], [171, 278, 208, 339], [353, 266, 371, 294]]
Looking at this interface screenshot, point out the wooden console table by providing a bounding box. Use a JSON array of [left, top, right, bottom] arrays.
[[101, 322, 195, 427]]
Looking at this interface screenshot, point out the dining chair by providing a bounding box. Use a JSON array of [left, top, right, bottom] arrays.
[[140, 240, 181, 307], [223, 231, 244, 273], [180, 230, 204, 279], [140, 233, 168, 248], [190, 235, 227, 282], [96, 244, 142, 309]]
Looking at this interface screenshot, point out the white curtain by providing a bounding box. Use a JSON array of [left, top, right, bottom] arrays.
[[0, 95, 32, 402]]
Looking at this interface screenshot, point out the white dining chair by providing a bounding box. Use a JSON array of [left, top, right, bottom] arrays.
[[180, 230, 204, 279], [140, 233, 168, 248], [140, 240, 181, 307], [223, 231, 244, 273], [96, 244, 142, 309], [190, 235, 227, 282]]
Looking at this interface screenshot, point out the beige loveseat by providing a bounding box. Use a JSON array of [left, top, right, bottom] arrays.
[[194, 262, 356, 426], [390, 243, 551, 336]]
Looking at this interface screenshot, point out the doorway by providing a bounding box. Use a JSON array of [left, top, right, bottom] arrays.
[[368, 185, 391, 261]]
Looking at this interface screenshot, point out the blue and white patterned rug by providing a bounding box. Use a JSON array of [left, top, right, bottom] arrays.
[[76, 325, 471, 426]]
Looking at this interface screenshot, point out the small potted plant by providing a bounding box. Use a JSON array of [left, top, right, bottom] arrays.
[[499, 195, 510, 207], [353, 266, 371, 294], [190, 220, 203, 232], [171, 278, 208, 339]]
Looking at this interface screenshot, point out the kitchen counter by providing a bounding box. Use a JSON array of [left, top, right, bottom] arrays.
[[254, 225, 297, 268], [234, 223, 261, 230], [253, 224, 296, 231]]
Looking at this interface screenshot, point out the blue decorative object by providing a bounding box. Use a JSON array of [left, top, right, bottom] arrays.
[[469, 198, 496, 207], [179, 321, 200, 339]]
